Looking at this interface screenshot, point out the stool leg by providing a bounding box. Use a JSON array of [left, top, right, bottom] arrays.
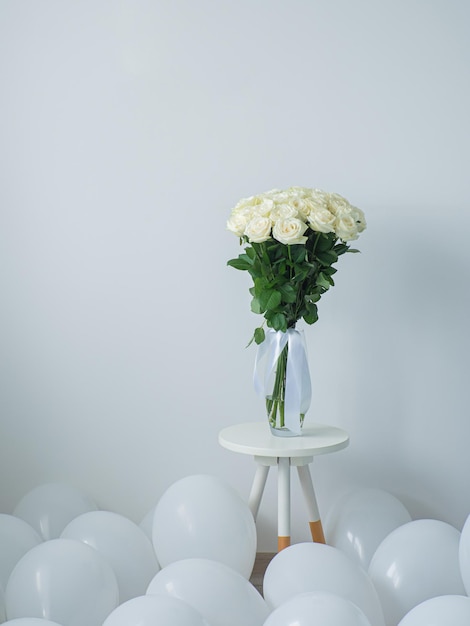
[[248, 464, 269, 519], [278, 457, 291, 551], [297, 464, 326, 544]]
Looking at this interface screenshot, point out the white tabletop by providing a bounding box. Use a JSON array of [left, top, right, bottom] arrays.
[[218, 421, 349, 458]]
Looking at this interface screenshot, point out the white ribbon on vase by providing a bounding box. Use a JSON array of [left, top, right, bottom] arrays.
[[253, 328, 312, 435]]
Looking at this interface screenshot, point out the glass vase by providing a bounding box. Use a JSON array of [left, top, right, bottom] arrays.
[[255, 328, 312, 438]]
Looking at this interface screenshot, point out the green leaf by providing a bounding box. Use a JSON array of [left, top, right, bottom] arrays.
[[303, 307, 319, 325], [315, 249, 338, 265], [347, 248, 361, 253], [278, 283, 297, 303], [259, 289, 282, 312], [227, 257, 252, 271], [316, 273, 331, 290], [267, 290, 282, 309], [246, 328, 263, 348], [334, 243, 350, 256], [306, 299, 318, 312], [314, 232, 336, 252], [251, 297, 262, 314], [305, 292, 321, 304], [266, 311, 287, 332], [253, 276, 268, 296], [272, 259, 287, 276], [254, 327, 265, 345], [266, 290, 282, 310], [290, 245, 306, 264], [305, 261, 318, 272], [302, 300, 319, 324], [293, 266, 309, 282]]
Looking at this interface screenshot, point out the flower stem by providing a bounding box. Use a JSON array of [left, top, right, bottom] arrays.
[[253, 242, 275, 282], [266, 342, 288, 429]]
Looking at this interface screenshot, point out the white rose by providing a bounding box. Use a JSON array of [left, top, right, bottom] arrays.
[[273, 217, 308, 245], [263, 188, 282, 198], [245, 216, 272, 243], [252, 198, 274, 218], [350, 205, 367, 233], [232, 193, 271, 214], [327, 192, 351, 215], [287, 186, 310, 197], [267, 190, 291, 204], [308, 188, 329, 204], [334, 214, 359, 241], [301, 190, 329, 215], [226, 207, 253, 237], [287, 195, 311, 220], [270, 203, 299, 222], [308, 208, 336, 233]]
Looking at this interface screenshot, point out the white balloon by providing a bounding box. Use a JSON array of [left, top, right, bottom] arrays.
[[263, 542, 385, 626], [0, 514, 42, 590], [61, 510, 160, 602], [152, 474, 256, 578], [147, 557, 270, 626], [13, 484, 98, 540], [398, 595, 470, 626], [103, 594, 211, 626], [5, 538, 119, 626], [263, 590, 372, 626], [4, 617, 62, 626], [325, 488, 412, 569], [458, 513, 470, 594], [368, 519, 465, 626]]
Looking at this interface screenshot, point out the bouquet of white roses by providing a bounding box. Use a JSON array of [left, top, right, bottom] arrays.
[[227, 186, 366, 434], [227, 186, 366, 344]]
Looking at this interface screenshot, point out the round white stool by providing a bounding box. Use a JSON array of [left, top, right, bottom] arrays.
[[218, 421, 349, 551]]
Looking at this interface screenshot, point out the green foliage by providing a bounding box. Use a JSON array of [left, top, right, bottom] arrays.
[[227, 230, 358, 340]]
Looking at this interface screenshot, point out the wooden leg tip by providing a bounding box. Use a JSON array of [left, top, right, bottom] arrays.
[[278, 536, 291, 551], [309, 520, 326, 544]]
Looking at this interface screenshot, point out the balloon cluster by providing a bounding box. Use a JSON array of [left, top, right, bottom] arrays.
[[0, 476, 260, 626], [1, 480, 470, 626]]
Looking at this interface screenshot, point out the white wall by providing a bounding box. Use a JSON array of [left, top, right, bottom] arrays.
[[0, 0, 469, 551]]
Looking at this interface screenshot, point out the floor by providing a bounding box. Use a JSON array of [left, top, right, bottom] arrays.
[[250, 552, 276, 595]]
